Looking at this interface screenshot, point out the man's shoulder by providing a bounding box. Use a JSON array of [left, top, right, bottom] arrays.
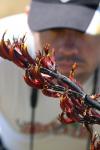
[[0, 13, 27, 28], [0, 13, 30, 38], [0, 13, 35, 58]]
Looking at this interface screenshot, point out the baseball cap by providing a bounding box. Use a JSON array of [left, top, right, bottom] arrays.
[[28, 0, 100, 34]]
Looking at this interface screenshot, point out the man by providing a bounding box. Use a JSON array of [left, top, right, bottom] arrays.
[[28, 0, 100, 149], [0, 0, 100, 150], [28, 0, 100, 85]]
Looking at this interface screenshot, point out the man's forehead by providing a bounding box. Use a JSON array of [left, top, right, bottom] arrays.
[[39, 28, 85, 38]]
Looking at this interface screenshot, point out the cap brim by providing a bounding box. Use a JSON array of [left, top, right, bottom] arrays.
[[28, 1, 95, 32]]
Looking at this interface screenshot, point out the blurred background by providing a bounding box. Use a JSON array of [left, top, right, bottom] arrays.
[[0, 0, 29, 18]]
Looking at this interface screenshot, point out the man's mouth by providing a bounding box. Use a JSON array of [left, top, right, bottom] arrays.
[[55, 55, 85, 64], [56, 58, 85, 76]]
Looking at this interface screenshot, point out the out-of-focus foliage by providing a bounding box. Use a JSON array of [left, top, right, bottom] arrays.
[[0, 0, 29, 18]]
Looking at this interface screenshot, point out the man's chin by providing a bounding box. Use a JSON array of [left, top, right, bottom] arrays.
[[75, 73, 92, 85]]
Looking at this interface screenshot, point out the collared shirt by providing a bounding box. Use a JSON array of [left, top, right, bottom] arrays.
[[0, 13, 99, 150]]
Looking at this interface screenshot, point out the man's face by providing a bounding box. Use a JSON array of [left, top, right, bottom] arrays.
[[36, 29, 100, 84]]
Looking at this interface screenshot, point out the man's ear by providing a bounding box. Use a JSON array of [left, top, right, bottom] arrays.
[[25, 5, 30, 14]]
